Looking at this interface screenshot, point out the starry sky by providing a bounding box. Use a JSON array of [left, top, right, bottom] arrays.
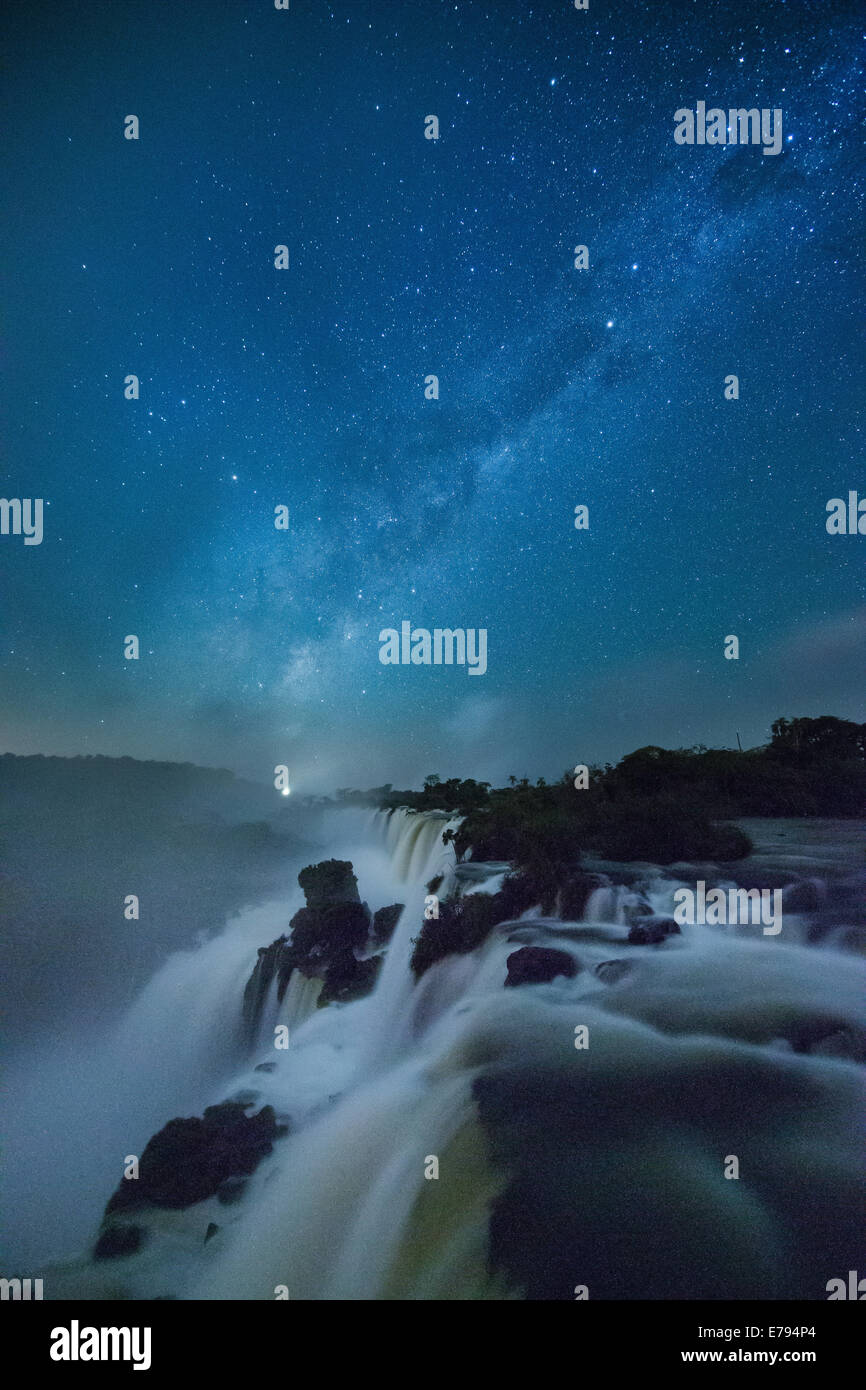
[[1, 0, 864, 792]]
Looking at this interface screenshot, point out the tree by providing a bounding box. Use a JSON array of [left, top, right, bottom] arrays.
[[770, 716, 866, 762]]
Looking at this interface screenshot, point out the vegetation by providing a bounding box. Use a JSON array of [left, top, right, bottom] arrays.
[[359, 717, 866, 880]]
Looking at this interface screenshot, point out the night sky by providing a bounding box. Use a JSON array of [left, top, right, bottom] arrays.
[[2, 0, 863, 792]]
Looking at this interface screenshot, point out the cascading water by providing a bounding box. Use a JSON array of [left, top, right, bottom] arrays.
[[1, 897, 305, 1268], [28, 812, 866, 1300], [359, 808, 460, 1071]]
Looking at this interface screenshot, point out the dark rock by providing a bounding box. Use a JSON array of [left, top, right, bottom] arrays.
[[559, 873, 605, 921], [782, 880, 823, 914], [318, 952, 382, 1006], [595, 959, 632, 985], [105, 1101, 282, 1214], [242, 935, 292, 1043], [204, 1222, 219, 1244], [289, 900, 372, 967], [505, 946, 580, 987], [216, 1176, 248, 1206], [493, 872, 547, 920], [727, 870, 796, 893], [627, 917, 680, 946], [622, 897, 653, 926], [242, 860, 384, 1036], [254, 1061, 277, 1073], [298, 859, 360, 908], [410, 871, 570, 979], [371, 903, 404, 946], [93, 1224, 147, 1261], [411, 892, 503, 978], [230, 1089, 260, 1108], [809, 1029, 866, 1063], [789, 1018, 865, 1059]]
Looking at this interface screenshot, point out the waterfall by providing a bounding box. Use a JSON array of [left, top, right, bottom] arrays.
[[359, 808, 460, 1070], [1, 897, 303, 1268], [23, 812, 866, 1300], [273, 970, 323, 1036]]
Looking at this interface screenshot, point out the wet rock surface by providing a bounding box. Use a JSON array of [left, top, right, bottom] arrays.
[[105, 1101, 285, 1215], [504, 946, 580, 987]]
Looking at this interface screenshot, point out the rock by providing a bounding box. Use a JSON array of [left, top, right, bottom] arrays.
[[254, 1061, 277, 1073], [622, 897, 653, 926], [230, 1089, 260, 1108], [242, 859, 384, 1034], [493, 872, 548, 920], [241, 935, 292, 1043], [371, 903, 403, 946], [204, 1222, 219, 1244], [810, 1029, 866, 1063], [728, 871, 796, 893], [559, 873, 605, 921], [289, 901, 371, 964], [408, 872, 572, 980], [216, 1176, 248, 1206], [595, 959, 632, 985], [93, 1224, 147, 1261], [790, 1019, 866, 1060], [627, 917, 680, 946], [105, 1101, 282, 1214], [318, 952, 382, 1006], [782, 880, 823, 914], [411, 892, 503, 978], [504, 946, 579, 987], [297, 859, 360, 908]]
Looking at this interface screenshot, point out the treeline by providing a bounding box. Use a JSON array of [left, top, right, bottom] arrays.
[[332, 716, 866, 876]]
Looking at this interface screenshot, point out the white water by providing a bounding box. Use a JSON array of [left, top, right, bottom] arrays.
[[1, 898, 306, 1267], [359, 808, 460, 1071], [12, 812, 866, 1298]]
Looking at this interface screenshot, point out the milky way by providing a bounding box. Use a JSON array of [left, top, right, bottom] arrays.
[[2, 0, 863, 788]]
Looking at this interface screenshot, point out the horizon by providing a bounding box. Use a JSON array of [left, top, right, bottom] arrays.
[[1, 0, 864, 792], [3, 707, 861, 800]]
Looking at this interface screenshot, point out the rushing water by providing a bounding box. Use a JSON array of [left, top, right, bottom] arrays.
[[6, 812, 865, 1299]]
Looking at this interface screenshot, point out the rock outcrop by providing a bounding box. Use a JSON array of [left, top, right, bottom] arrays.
[[242, 861, 394, 1037], [627, 917, 681, 946], [104, 1101, 285, 1216], [504, 946, 580, 987]]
